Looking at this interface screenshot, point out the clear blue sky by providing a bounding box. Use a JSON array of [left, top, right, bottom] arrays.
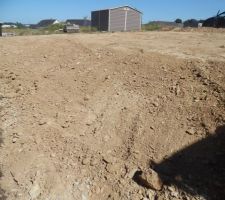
[[0, 0, 225, 24]]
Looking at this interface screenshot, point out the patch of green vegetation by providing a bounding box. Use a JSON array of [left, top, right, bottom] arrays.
[[80, 26, 91, 33], [142, 24, 161, 31], [3, 24, 98, 36], [3, 27, 45, 36], [44, 23, 64, 32], [15, 22, 26, 29], [3, 25, 64, 36], [80, 26, 97, 33]]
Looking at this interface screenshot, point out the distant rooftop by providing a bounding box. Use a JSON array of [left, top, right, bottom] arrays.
[[66, 19, 91, 26], [37, 19, 58, 27]]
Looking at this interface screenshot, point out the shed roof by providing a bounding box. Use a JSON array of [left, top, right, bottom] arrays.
[[92, 5, 142, 14]]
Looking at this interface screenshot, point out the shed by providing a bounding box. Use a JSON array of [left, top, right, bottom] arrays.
[[91, 5, 142, 32]]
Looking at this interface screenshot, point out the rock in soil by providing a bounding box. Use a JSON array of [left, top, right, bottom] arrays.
[[133, 169, 163, 191], [29, 182, 41, 199], [186, 127, 196, 135]]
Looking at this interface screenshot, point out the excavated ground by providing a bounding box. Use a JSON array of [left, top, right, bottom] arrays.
[[0, 31, 225, 200]]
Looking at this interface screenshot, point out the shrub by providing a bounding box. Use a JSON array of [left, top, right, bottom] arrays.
[[175, 19, 182, 24], [45, 23, 64, 32], [16, 22, 26, 29], [80, 26, 91, 32], [183, 19, 198, 28], [80, 26, 98, 33], [142, 24, 161, 31]]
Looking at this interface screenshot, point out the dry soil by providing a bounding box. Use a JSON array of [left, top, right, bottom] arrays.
[[0, 31, 225, 200]]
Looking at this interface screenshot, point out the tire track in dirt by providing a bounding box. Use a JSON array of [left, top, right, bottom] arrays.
[[188, 61, 225, 106]]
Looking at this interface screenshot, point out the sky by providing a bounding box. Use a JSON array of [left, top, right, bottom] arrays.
[[0, 0, 225, 24]]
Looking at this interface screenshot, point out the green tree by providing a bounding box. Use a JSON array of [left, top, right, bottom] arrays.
[[175, 19, 182, 24], [16, 22, 25, 29]]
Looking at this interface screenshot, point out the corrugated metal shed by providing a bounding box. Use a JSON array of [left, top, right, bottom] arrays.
[[91, 5, 142, 32]]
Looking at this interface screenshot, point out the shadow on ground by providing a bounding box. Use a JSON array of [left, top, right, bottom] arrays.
[[0, 128, 7, 200], [153, 125, 225, 200]]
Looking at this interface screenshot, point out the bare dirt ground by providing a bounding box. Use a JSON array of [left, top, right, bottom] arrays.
[[0, 31, 225, 200]]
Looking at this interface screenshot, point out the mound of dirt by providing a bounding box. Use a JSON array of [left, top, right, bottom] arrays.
[[0, 32, 224, 200]]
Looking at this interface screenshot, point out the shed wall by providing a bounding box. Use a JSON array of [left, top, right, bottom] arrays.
[[109, 8, 126, 31], [91, 10, 109, 31], [126, 9, 141, 31], [109, 7, 141, 32], [91, 6, 142, 32]]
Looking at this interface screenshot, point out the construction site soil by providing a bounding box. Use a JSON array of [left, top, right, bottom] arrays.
[[0, 31, 225, 200]]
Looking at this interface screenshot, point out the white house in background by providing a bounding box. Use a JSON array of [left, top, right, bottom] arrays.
[[53, 20, 60, 24], [2, 24, 17, 28]]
